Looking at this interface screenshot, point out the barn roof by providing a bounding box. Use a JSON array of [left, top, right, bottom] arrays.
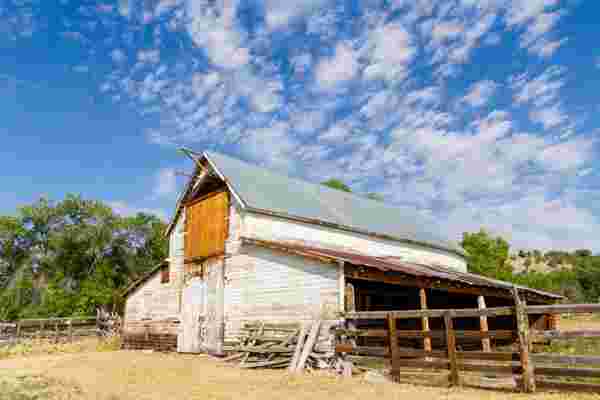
[[197, 151, 465, 257], [241, 237, 563, 303]]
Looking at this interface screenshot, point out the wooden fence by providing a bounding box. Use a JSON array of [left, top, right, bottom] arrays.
[[335, 293, 600, 393], [0, 310, 120, 344]]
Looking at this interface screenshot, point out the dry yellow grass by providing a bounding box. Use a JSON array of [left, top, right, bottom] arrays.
[[560, 316, 600, 332], [1, 351, 600, 400]]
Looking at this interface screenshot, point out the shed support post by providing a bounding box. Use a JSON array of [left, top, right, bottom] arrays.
[[513, 287, 535, 393], [387, 313, 400, 382], [478, 296, 491, 352], [338, 261, 345, 314], [419, 288, 432, 353], [444, 311, 460, 387]]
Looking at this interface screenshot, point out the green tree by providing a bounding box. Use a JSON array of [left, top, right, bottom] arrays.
[[460, 230, 512, 280], [321, 179, 352, 193], [0, 195, 168, 319], [366, 193, 384, 201]]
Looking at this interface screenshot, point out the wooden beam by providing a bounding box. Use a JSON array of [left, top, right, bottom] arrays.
[[477, 296, 491, 352], [295, 321, 321, 373], [419, 288, 432, 353], [338, 261, 345, 313], [344, 306, 515, 320], [513, 287, 535, 393], [288, 324, 308, 373], [444, 311, 460, 387], [527, 304, 600, 315]]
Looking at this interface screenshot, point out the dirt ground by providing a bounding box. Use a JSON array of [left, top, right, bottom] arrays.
[[1, 351, 599, 400]]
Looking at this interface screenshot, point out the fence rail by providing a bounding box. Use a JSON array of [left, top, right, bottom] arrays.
[[336, 295, 600, 394], [0, 309, 121, 345]]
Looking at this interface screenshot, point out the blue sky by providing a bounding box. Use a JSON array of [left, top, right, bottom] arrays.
[[1, 0, 600, 252]]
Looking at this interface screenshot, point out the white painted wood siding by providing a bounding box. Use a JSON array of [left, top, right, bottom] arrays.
[[223, 244, 339, 340], [242, 212, 467, 272]]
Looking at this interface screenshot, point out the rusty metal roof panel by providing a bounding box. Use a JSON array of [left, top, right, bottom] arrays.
[[241, 238, 563, 300]]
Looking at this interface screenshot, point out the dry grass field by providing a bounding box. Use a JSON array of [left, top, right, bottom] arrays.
[[1, 349, 599, 400]]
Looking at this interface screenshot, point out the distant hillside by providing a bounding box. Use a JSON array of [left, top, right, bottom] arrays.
[[510, 250, 578, 274]]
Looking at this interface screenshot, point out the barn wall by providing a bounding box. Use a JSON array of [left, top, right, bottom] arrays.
[[223, 244, 339, 341], [122, 212, 185, 350], [243, 212, 467, 272]]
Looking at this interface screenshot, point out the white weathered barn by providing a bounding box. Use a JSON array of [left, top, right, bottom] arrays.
[[122, 151, 561, 354]]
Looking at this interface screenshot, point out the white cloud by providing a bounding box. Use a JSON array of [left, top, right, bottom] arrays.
[[186, 0, 249, 69], [153, 168, 178, 198], [462, 80, 497, 107], [529, 104, 567, 129], [108, 201, 168, 220], [137, 49, 160, 64], [315, 42, 359, 89], [512, 66, 566, 106], [363, 22, 416, 82], [263, 0, 330, 30]]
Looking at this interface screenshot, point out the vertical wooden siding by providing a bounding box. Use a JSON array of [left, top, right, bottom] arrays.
[[185, 191, 229, 259]]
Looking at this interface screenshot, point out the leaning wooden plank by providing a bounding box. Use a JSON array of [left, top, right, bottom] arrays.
[[395, 359, 450, 369], [240, 359, 292, 369], [288, 324, 308, 373], [294, 321, 321, 373], [221, 353, 246, 362]]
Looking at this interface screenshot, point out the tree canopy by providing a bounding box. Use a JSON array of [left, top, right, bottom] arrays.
[[321, 179, 352, 193], [0, 195, 167, 320]]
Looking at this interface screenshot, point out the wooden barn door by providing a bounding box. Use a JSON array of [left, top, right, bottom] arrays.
[[177, 278, 206, 353]]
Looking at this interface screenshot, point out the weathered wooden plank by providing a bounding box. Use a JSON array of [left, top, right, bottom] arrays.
[[532, 330, 600, 340], [534, 379, 600, 393], [396, 359, 450, 369], [295, 321, 321, 373], [459, 363, 521, 375], [239, 359, 291, 369], [532, 353, 600, 365], [419, 288, 432, 353], [388, 314, 401, 382], [344, 306, 515, 320], [457, 351, 519, 362], [478, 296, 491, 352], [526, 304, 600, 315], [514, 287, 535, 393], [445, 311, 459, 386], [336, 345, 388, 357], [336, 329, 512, 340], [288, 324, 308, 373], [535, 366, 600, 378]]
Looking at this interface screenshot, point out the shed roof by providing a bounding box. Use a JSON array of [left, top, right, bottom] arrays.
[[196, 151, 464, 256], [241, 237, 563, 302]]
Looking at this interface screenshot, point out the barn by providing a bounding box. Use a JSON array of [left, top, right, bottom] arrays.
[[121, 151, 561, 354]]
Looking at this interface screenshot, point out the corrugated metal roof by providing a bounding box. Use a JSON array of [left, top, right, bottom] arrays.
[[204, 151, 465, 256], [241, 237, 563, 301]]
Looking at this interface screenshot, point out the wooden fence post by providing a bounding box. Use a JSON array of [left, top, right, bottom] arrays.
[[387, 313, 400, 382], [67, 320, 73, 343], [444, 311, 459, 387], [419, 288, 432, 353], [16, 321, 21, 340], [478, 296, 491, 352], [513, 287, 536, 393]]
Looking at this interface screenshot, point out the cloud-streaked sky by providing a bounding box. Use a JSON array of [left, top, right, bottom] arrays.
[[2, 0, 600, 252]]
